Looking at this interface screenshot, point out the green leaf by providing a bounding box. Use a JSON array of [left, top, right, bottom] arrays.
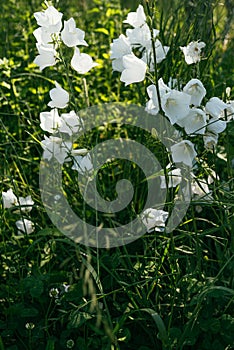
[[95, 28, 109, 36]]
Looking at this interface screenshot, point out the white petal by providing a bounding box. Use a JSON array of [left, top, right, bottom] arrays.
[[183, 79, 206, 106], [171, 140, 197, 167], [205, 97, 228, 118]]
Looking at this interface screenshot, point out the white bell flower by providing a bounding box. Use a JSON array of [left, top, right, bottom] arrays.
[[183, 79, 206, 106], [160, 168, 182, 188], [207, 118, 227, 134], [2, 189, 18, 209], [141, 208, 169, 232], [171, 140, 197, 167], [161, 90, 191, 125], [205, 97, 228, 118], [120, 53, 147, 85], [41, 135, 72, 164], [123, 4, 146, 28], [71, 47, 98, 74], [203, 133, 218, 149], [40, 109, 62, 133], [177, 108, 207, 135], [16, 219, 35, 234], [126, 24, 159, 50], [34, 43, 57, 71], [61, 18, 88, 47], [72, 154, 93, 175], [59, 111, 82, 136], [180, 41, 206, 64], [34, 6, 63, 34], [48, 82, 69, 109], [142, 40, 169, 69]]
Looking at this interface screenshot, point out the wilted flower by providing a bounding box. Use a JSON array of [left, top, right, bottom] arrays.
[[61, 18, 88, 47], [161, 90, 191, 125], [40, 109, 62, 133], [16, 219, 34, 234], [2, 189, 18, 209], [180, 41, 206, 65], [34, 43, 57, 71], [141, 208, 168, 232], [120, 53, 147, 85], [123, 4, 146, 28], [71, 47, 98, 74], [205, 97, 228, 118], [48, 82, 69, 109], [72, 153, 93, 174], [171, 140, 197, 167], [177, 108, 207, 135], [183, 79, 206, 106], [41, 135, 72, 164], [34, 6, 63, 34]]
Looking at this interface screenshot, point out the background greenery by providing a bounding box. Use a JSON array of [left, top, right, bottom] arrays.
[[0, 0, 234, 349]]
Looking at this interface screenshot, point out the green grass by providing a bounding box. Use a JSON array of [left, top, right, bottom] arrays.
[[0, 0, 234, 349]]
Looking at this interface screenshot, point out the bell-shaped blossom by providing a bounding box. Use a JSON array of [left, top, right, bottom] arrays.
[[110, 34, 132, 59], [180, 41, 206, 64], [203, 133, 218, 149], [207, 118, 227, 134], [142, 40, 169, 69], [160, 168, 182, 188], [59, 111, 82, 136], [126, 24, 159, 50], [191, 179, 213, 201], [34, 6, 63, 34], [171, 140, 197, 167], [120, 53, 147, 86], [123, 4, 146, 28], [40, 109, 62, 133], [72, 154, 93, 174], [177, 108, 207, 135], [48, 82, 69, 109], [34, 43, 57, 71], [145, 78, 170, 115], [18, 196, 34, 213], [2, 189, 18, 209], [41, 135, 72, 164], [16, 219, 34, 234], [141, 208, 168, 232], [205, 97, 228, 118], [71, 47, 98, 74], [61, 18, 88, 47], [183, 79, 206, 106], [33, 27, 53, 45], [110, 34, 132, 72], [161, 90, 191, 125]]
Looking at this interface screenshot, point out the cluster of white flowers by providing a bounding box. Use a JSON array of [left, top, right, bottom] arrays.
[[33, 4, 98, 73], [110, 5, 169, 86], [33, 3, 95, 173], [2, 189, 35, 234]]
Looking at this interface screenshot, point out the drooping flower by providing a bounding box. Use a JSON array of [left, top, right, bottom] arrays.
[[205, 97, 228, 118], [160, 168, 182, 188], [34, 6, 63, 34], [161, 90, 191, 124], [203, 133, 218, 150], [40, 109, 62, 133], [141, 208, 169, 232], [41, 135, 72, 164], [48, 82, 69, 109], [34, 43, 57, 71], [141, 40, 169, 69], [183, 79, 206, 106], [180, 41, 206, 64], [72, 153, 93, 174], [177, 108, 207, 135], [2, 189, 18, 209], [61, 18, 88, 47], [171, 140, 197, 167], [59, 111, 82, 136], [120, 53, 147, 85], [123, 4, 146, 28], [71, 47, 98, 74], [16, 219, 35, 234]]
